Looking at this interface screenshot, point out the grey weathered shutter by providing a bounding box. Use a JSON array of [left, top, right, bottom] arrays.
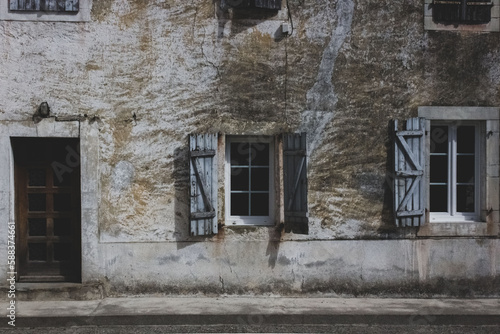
[[393, 117, 426, 227], [9, 0, 79, 12], [283, 133, 308, 234], [189, 134, 218, 236]]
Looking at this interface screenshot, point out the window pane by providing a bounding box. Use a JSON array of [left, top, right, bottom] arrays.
[[457, 155, 475, 183], [53, 169, 72, 187], [28, 243, 46, 261], [231, 193, 249, 216], [54, 218, 72, 236], [251, 194, 269, 216], [251, 168, 269, 191], [430, 155, 448, 183], [54, 243, 72, 261], [430, 126, 448, 154], [28, 194, 46, 212], [231, 168, 249, 191], [230, 142, 250, 166], [250, 143, 269, 166], [430, 185, 447, 212], [457, 185, 475, 212], [457, 126, 475, 154], [28, 169, 46, 186], [28, 218, 46, 236], [53, 193, 72, 212]]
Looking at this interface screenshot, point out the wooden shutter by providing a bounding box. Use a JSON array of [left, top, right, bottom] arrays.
[[9, 0, 79, 12], [393, 117, 426, 227], [432, 0, 492, 24], [189, 134, 218, 236], [283, 133, 308, 234]]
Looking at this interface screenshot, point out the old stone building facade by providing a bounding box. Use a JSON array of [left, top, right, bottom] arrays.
[[1, 0, 499, 298]]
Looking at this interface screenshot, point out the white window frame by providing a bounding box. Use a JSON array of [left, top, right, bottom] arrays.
[[429, 121, 481, 222], [418, 106, 499, 237], [424, 0, 500, 32], [225, 136, 275, 226], [0, 0, 91, 22]]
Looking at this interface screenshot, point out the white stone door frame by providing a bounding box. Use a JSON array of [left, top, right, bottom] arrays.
[[0, 118, 100, 285]]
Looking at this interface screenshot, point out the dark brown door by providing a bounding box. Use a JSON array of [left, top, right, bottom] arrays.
[[12, 138, 81, 282]]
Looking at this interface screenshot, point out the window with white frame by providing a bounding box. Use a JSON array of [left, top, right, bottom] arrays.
[[188, 133, 309, 235], [393, 107, 499, 236], [225, 136, 274, 226], [429, 122, 480, 222]]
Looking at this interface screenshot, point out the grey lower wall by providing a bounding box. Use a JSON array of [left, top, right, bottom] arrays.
[[99, 238, 499, 297]]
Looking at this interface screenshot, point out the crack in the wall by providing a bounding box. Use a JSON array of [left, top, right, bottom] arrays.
[[300, 0, 354, 155], [192, 1, 221, 81], [201, 27, 222, 80]]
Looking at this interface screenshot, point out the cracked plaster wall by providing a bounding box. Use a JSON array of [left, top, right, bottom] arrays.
[[1, 0, 500, 295]]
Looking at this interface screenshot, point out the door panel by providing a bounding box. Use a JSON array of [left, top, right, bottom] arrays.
[[12, 138, 81, 282]]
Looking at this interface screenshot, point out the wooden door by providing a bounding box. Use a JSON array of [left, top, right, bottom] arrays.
[[13, 138, 81, 282]]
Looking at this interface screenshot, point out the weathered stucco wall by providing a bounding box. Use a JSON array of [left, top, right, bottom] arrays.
[[1, 0, 499, 296]]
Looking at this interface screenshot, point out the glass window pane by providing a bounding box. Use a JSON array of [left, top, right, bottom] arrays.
[[457, 155, 475, 184], [54, 218, 72, 236], [28, 243, 46, 261], [430, 185, 447, 212], [251, 194, 269, 216], [430, 126, 448, 154], [250, 143, 269, 166], [28, 218, 46, 236], [231, 193, 249, 216], [54, 193, 72, 212], [457, 126, 475, 154], [54, 243, 72, 261], [28, 169, 46, 186], [251, 168, 269, 191], [457, 185, 475, 212], [28, 194, 46, 212], [430, 155, 448, 183], [230, 142, 250, 166], [53, 169, 72, 187], [231, 168, 249, 191]]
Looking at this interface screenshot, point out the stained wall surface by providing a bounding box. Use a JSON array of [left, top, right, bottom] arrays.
[[0, 0, 499, 297]]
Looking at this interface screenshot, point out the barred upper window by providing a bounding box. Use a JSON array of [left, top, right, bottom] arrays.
[[9, 0, 79, 13], [432, 0, 493, 24]]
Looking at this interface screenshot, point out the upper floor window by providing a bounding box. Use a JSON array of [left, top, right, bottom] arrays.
[[424, 0, 500, 31], [220, 0, 282, 11], [9, 0, 79, 12], [433, 0, 492, 24], [1, 0, 90, 21]]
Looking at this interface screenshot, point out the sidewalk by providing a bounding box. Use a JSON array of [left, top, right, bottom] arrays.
[[5, 297, 500, 327]]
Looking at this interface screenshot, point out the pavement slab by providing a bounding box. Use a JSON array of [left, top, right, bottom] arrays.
[[2, 297, 500, 328]]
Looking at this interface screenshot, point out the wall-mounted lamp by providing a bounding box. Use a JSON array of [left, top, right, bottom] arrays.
[[38, 102, 50, 117]]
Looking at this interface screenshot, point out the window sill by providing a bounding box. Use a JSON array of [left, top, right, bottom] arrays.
[[417, 221, 498, 237], [225, 221, 275, 227]]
